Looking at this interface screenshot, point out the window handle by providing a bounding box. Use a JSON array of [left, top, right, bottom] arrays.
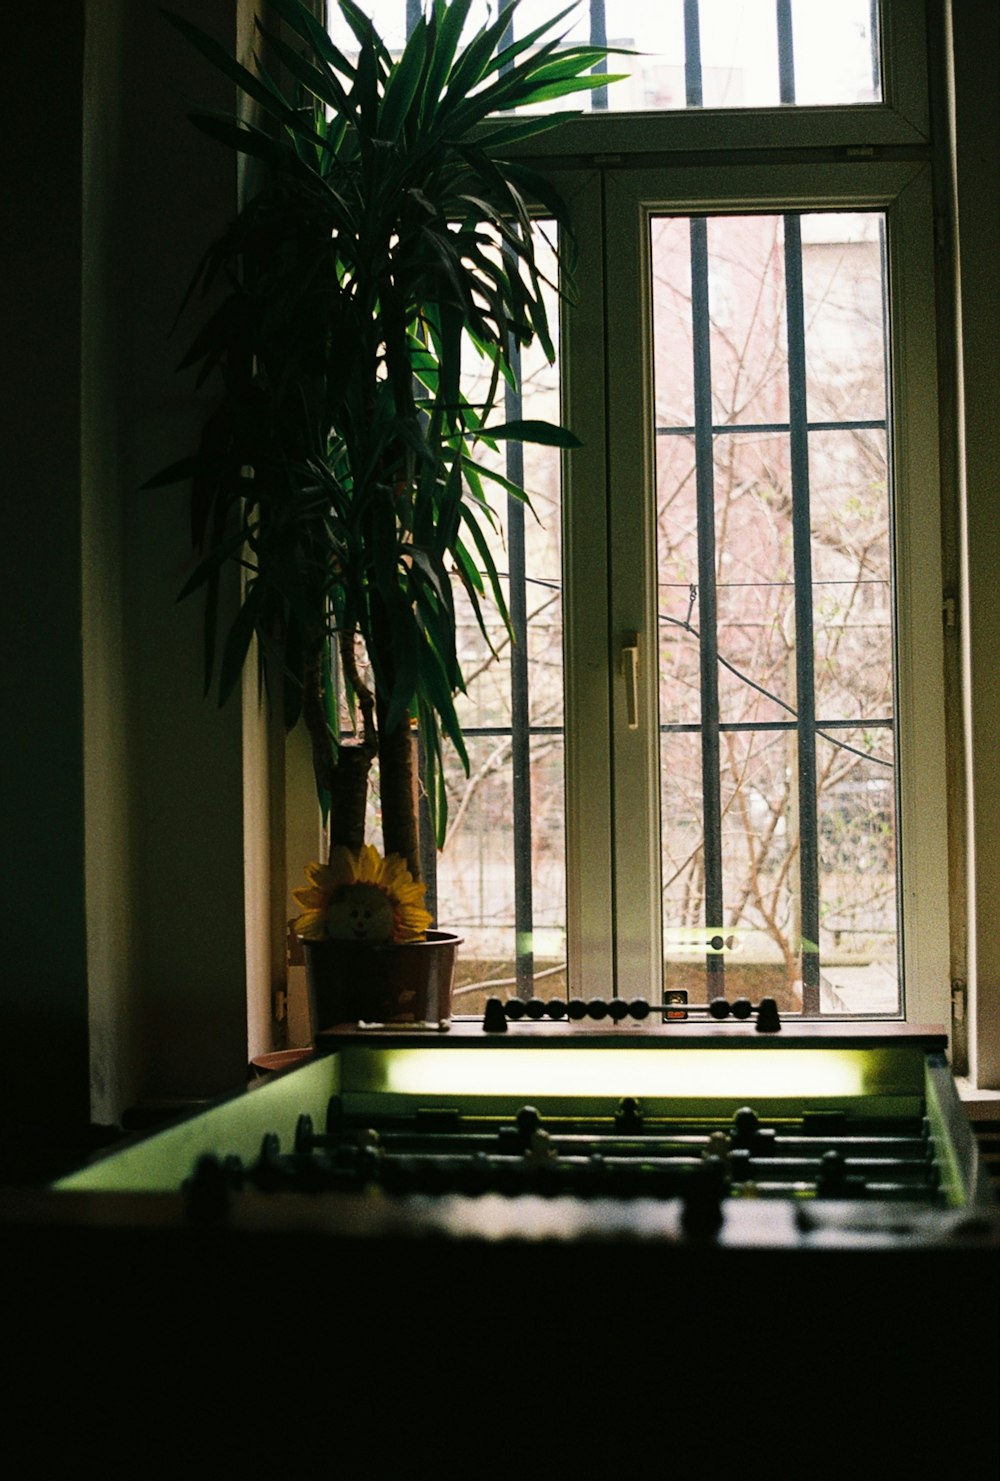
[[622, 631, 640, 730]]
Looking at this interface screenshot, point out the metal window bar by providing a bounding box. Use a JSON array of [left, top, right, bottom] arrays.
[[502, 0, 534, 997], [505, 340, 536, 998], [675, 0, 833, 1005], [462, 0, 606, 994], [683, 0, 726, 989], [783, 210, 822, 1013], [590, 0, 609, 111], [778, 0, 824, 1013]]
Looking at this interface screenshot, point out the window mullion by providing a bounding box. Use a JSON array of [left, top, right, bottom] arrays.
[[603, 174, 663, 1004], [589, 0, 609, 112], [689, 216, 726, 992], [556, 169, 615, 1002], [776, 0, 796, 106], [784, 213, 822, 1014], [683, 0, 703, 109], [505, 340, 536, 999]]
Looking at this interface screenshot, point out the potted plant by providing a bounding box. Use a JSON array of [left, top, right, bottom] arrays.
[[152, 0, 617, 1030]]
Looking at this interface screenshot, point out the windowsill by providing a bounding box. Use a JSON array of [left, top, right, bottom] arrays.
[[956, 1077, 1000, 1117]]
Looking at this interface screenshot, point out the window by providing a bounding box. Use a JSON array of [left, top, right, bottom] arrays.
[[320, 0, 949, 1028], [327, 0, 884, 112], [650, 210, 895, 1017]]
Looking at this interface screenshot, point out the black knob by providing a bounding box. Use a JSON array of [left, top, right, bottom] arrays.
[[252, 1132, 289, 1191], [629, 998, 651, 1020], [525, 998, 547, 1019], [505, 998, 526, 1020], [546, 998, 567, 1019], [730, 997, 753, 1020], [616, 1096, 643, 1132], [608, 998, 630, 1021], [755, 997, 781, 1033], [294, 1113, 315, 1153], [816, 1148, 847, 1197], [184, 1154, 233, 1224], [587, 998, 609, 1019], [732, 1106, 759, 1146], [708, 997, 731, 1020], [728, 1146, 752, 1183], [483, 997, 508, 1033], [567, 999, 589, 1020], [681, 1161, 725, 1237]]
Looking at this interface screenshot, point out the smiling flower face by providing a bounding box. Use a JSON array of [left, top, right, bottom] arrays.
[[292, 844, 432, 945], [324, 882, 395, 942]]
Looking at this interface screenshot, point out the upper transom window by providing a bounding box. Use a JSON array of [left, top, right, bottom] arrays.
[[326, 1, 883, 114]]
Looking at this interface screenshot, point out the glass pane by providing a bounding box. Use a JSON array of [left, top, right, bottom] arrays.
[[435, 233, 568, 1009], [328, 189, 566, 1003], [652, 209, 896, 1016], [327, 1, 882, 112], [817, 734, 898, 1011]]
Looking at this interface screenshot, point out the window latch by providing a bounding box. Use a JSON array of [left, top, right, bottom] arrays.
[[622, 632, 640, 730]]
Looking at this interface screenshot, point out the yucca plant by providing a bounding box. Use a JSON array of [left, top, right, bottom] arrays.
[[154, 0, 617, 907]]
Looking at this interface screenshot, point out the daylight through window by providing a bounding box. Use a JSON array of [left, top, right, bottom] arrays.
[[326, 0, 947, 1025]]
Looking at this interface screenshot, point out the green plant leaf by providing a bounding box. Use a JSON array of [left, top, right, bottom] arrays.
[[267, 0, 351, 73], [378, 14, 428, 141], [253, 22, 352, 117], [218, 579, 263, 706], [478, 418, 581, 448], [421, 0, 475, 119], [186, 111, 319, 180], [162, 0, 619, 852], [141, 456, 200, 490]]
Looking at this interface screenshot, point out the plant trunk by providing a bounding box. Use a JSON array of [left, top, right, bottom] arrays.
[[377, 701, 421, 881], [370, 591, 421, 879], [327, 743, 374, 856], [301, 640, 337, 799], [302, 637, 374, 860], [328, 626, 377, 859]]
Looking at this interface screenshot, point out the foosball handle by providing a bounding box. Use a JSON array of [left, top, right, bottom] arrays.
[[681, 1160, 726, 1237], [755, 997, 782, 1033], [184, 1153, 233, 1224], [483, 997, 508, 1033]]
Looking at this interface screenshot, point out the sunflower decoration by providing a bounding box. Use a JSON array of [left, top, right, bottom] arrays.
[[292, 844, 432, 946]]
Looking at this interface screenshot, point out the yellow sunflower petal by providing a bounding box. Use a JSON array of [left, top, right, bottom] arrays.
[[292, 885, 328, 910], [295, 846, 437, 943], [293, 908, 328, 941], [390, 878, 426, 908], [354, 843, 385, 886], [378, 852, 415, 894], [391, 896, 433, 943]]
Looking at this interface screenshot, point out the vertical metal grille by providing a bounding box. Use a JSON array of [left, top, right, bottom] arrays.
[[665, 0, 892, 1011], [782, 211, 822, 1012], [684, 0, 724, 991], [680, 0, 813, 1000]]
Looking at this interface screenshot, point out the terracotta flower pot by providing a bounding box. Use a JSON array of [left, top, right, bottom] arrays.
[[302, 930, 462, 1033]]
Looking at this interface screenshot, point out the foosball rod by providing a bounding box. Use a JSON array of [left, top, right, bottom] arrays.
[[482, 995, 782, 1031]]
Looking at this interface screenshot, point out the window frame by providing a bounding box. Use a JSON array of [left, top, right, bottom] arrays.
[[488, 0, 930, 155], [277, 0, 952, 1040], [554, 156, 949, 1024]]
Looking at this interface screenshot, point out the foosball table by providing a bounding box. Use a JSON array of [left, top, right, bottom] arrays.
[[50, 1010, 998, 1246], [6, 1008, 998, 1458]]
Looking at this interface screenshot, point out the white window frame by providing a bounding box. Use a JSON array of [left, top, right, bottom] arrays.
[[275, 0, 954, 1041], [557, 158, 949, 1025], [523, 0, 949, 1025]]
